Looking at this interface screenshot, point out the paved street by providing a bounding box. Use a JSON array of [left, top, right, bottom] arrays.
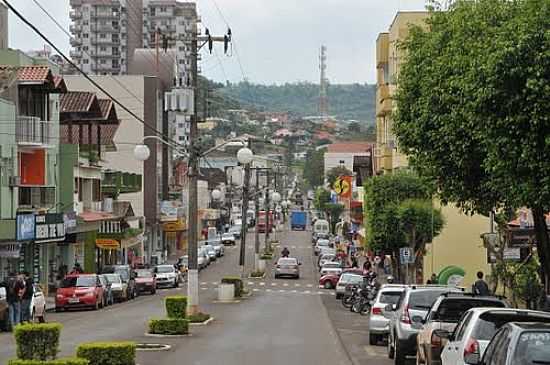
[[0, 226, 393, 365]]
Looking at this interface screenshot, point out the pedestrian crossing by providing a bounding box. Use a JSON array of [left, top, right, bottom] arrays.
[[199, 281, 336, 296], [245, 245, 309, 250]]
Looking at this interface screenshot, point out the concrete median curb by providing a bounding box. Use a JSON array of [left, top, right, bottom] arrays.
[[248, 273, 266, 279], [144, 332, 192, 338], [212, 299, 241, 304], [189, 317, 215, 326]]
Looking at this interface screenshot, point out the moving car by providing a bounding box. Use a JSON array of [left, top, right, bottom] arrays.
[[368, 284, 406, 345], [98, 275, 114, 306], [415, 293, 508, 365], [474, 322, 550, 365], [207, 238, 225, 257], [29, 284, 47, 323], [56, 274, 105, 311], [319, 268, 363, 290], [318, 253, 337, 269], [335, 272, 364, 299], [203, 245, 217, 262], [314, 238, 331, 256], [290, 210, 307, 230], [319, 262, 343, 276], [439, 307, 550, 365], [229, 224, 242, 239], [135, 269, 157, 295], [198, 246, 211, 267], [198, 250, 209, 270], [155, 264, 180, 288], [312, 232, 330, 244], [313, 219, 330, 237], [103, 273, 128, 302], [385, 285, 463, 365], [222, 233, 236, 246], [274, 257, 301, 279]]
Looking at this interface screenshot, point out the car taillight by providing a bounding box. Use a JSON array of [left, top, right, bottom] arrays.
[[431, 332, 442, 348], [371, 307, 382, 315], [463, 338, 480, 359], [400, 304, 411, 324]]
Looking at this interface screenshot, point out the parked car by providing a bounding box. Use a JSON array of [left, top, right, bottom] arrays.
[[56, 274, 105, 311], [0, 286, 7, 331], [474, 322, 550, 365], [29, 284, 47, 323], [274, 257, 301, 279], [197, 250, 209, 270], [312, 232, 330, 244], [439, 307, 550, 365], [368, 284, 406, 345], [198, 247, 211, 267], [135, 269, 157, 295], [206, 238, 225, 257], [98, 275, 114, 306], [222, 233, 236, 246], [314, 238, 331, 256], [335, 272, 364, 299], [155, 264, 180, 288], [103, 273, 128, 302], [103, 265, 137, 300], [416, 293, 508, 365], [318, 253, 337, 269], [385, 285, 464, 365], [203, 245, 217, 262], [320, 262, 343, 276], [229, 225, 242, 239], [319, 268, 363, 290]]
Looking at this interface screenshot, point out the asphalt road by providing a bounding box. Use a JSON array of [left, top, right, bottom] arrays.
[[0, 224, 396, 365]]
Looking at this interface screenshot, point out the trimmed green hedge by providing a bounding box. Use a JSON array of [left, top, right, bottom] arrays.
[[165, 296, 187, 319], [221, 277, 243, 297], [14, 323, 62, 360], [148, 318, 189, 335], [76, 342, 135, 365], [8, 358, 89, 365], [250, 270, 265, 277], [187, 312, 211, 323]]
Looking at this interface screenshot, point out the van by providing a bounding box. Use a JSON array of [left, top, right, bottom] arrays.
[[313, 219, 330, 236]]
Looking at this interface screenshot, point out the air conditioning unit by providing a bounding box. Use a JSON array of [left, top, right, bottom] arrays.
[[8, 176, 20, 187]]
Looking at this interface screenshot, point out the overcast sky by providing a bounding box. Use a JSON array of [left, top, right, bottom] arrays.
[[7, 0, 428, 84]]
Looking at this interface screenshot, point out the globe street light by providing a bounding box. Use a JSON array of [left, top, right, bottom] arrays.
[[237, 147, 253, 165], [134, 144, 151, 161], [236, 146, 253, 277], [211, 189, 222, 201], [271, 191, 281, 203]]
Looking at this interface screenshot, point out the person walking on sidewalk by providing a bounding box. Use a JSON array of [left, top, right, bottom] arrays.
[[6, 272, 25, 330], [472, 271, 491, 296], [21, 271, 34, 323]]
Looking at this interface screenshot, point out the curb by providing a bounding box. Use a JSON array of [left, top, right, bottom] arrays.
[[212, 299, 241, 304], [248, 273, 266, 279], [144, 333, 192, 338], [136, 344, 172, 352], [189, 317, 215, 326]]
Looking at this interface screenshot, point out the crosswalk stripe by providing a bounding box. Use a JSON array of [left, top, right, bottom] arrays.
[[201, 282, 208, 285], [259, 282, 265, 286], [211, 282, 218, 285], [294, 283, 301, 287], [307, 284, 313, 288], [266, 289, 272, 292], [317, 291, 323, 295], [201, 287, 208, 291], [304, 290, 310, 294], [291, 290, 297, 293], [330, 292, 335, 296], [283, 283, 289, 287], [248, 282, 254, 285], [279, 289, 285, 293], [253, 288, 260, 292], [271, 283, 277, 286]]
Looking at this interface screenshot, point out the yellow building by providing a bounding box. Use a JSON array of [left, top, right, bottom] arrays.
[[374, 12, 491, 288]]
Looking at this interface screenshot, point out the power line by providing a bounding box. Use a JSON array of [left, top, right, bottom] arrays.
[[2, 0, 178, 147]]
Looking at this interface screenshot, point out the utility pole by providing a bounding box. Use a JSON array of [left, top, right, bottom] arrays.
[[254, 168, 261, 270], [239, 162, 251, 276], [265, 170, 271, 252]]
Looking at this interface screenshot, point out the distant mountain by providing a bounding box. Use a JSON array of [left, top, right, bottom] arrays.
[[218, 81, 376, 123]]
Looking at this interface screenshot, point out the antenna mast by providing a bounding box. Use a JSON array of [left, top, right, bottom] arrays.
[[319, 45, 329, 119]]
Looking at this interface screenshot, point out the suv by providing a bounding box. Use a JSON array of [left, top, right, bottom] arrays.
[[385, 285, 464, 365], [416, 293, 508, 365], [439, 307, 550, 365], [369, 284, 406, 345]]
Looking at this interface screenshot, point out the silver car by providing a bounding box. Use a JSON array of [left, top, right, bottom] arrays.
[[319, 261, 342, 276], [274, 257, 301, 279], [314, 239, 331, 256], [335, 272, 364, 299], [368, 284, 406, 345]]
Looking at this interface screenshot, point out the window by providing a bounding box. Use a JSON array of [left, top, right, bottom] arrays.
[[83, 59, 89, 64], [83, 20, 89, 25], [100, 33, 106, 38], [100, 59, 106, 64], [434, 299, 506, 322], [454, 311, 473, 341], [100, 46, 107, 51], [178, 136, 184, 141], [178, 46, 185, 52], [378, 291, 402, 305], [160, 6, 167, 12], [161, 20, 167, 26], [513, 331, 550, 364], [92, 179, 100, 201], [83, 46, 88, 51], [83, 33, 89, 38], [179, 59, 185, 64]]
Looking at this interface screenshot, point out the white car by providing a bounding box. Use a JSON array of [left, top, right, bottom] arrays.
[[103, 273, 129, 302], [314, 239, 331, 255], [318, 253, 336, 269], [155, 265, 180, 288], [221, 233, 236, 246], [29, 284, 47, 323], [440, 307, 550, 365], [368, 284, 406, 345], [319, 262, 342, 276]]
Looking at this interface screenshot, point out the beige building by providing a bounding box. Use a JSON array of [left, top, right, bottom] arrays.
[[0, 2, 7, 50], [374, 12, 490, 288]]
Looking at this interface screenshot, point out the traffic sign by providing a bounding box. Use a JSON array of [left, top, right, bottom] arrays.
[[333, 176, 352, 198], [399, 247, 415, 265]]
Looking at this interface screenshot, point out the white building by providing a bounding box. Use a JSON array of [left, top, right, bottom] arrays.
[[323, 142, 373, 179]]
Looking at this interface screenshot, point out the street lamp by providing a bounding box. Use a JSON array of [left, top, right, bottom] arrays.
[[237, 146, 253, 277], [211, 189, 222, 201], [237, 147, 253, 164], [271, 191, 282, 204], [134, 144, 151, 161]]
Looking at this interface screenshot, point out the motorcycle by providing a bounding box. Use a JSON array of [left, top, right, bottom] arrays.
[[341, 284, 360, 309], [350, 281, 378, 315]]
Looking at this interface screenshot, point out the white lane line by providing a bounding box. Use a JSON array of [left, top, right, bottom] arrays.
[[317, 291, 323, 295], [283, 283, 289, 287], [304, 290, 310, 294], [271, 283, 277, 286], [294, 283, 301, 287], [279, 289, 286, 293], [291, 290, 297, 293], [259, 282, 265, 286], [266, 289, 272, 292], [253, 288, 260, 292], [248, 282, 255, 285], [307, 284, 313, 288]]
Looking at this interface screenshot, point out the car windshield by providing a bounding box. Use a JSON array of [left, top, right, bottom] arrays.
[[61, 276, 96, 288], [156, 266, 174, 273], [278, 258, 297, 265], [317, 240, 329, 246], [513, 331, 550, 364], [379, 291, 403, 305], [179, 257, 188, 265], [433, 299, 506, 322], [409, 290, 456, 310], [340, 274, 363, 284], [323, 263, 340, 268], [474, 312, 550, 340], [222, 234, 233, 239], [136, 270, 153, 278], [104, 274, 121, 284], [113, 269, 129, 281]]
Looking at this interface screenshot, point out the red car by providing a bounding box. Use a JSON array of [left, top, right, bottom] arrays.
[[319, 268, 363, 289], [56, 274, 105, 311], [135, 269, 157, 295]]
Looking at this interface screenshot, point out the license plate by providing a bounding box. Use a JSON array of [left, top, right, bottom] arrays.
[[69, 297, 80, 303]]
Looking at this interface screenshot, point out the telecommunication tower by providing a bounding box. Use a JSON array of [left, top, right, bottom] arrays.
[[319, 45, 329, 118]]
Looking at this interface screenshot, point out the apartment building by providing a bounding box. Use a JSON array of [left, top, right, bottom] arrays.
[[69, 0, 197, 78]]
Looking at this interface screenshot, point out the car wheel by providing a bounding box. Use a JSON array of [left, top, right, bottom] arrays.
[[323, 281, 333, 289], [369, 334, 379, 346], [394, 340, 406, 365], [93, 298, 99, 311], [174, 280, 178, 288], [388, 333, 395, 359]]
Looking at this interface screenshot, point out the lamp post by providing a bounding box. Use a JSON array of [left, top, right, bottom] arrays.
[[237, 147, 253, 276], [271, 191, 281, 243]]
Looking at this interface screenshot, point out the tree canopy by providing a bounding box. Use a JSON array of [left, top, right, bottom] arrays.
[[303, 148, 325, 188], [393, 0, 550, 278]]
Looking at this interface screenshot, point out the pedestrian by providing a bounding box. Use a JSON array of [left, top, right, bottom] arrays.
[[21, 271, 34, 323], [70, 262, 83, 274], [430, 273, 438, 284], [351, 254, 358, 268], [472, 271, 491, 296], [383, 255, 392, 275], [6, 272, 25, 330]]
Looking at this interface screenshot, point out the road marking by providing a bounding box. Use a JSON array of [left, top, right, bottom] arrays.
[[247, 281, 255, 285], [304, 290, 310, 294], [329, 292, 335, 296], [283, 283, 289, 287], [259, 282, 265, 286], [291, 245, 297, 249], [253, 288, 260, 292], [266, 289, 272, 292], [201, 287, 208, 291], [291, 290, 297, 293], [271, 283, 277, 286], [201, 282, 208, 285], [307, 284, 313, 288], [211, 282, 218, 285], [317, 291, 323, 295], [364, 346, 382, 357], [294, 283, 301, 287], [279, 289, 286, 293]]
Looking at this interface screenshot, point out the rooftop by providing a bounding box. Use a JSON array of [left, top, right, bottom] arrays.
[[327, 142, 373, 153]]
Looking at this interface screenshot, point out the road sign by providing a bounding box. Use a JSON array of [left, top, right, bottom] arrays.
[[333, 176, 352, 198], [400, 247, 415, 265], [503, 247, 521, 261]]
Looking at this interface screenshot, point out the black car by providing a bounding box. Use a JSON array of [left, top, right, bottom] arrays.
[[102, 265, 138, 299], [472, 322, 550, 365]]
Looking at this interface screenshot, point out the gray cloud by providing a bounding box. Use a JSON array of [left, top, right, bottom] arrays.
[[8, 0, 428, 84]]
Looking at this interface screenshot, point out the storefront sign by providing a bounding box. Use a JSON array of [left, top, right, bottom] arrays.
[[163, 219, 186, 232], [64, 212, 77, 232], [17, 214, 35, 241], [35, 214, 65, 243], [503, 247, 521, 261], [160, 201, 184, 222], [96, 238, 120, 250], [0, 242, 21, 258]]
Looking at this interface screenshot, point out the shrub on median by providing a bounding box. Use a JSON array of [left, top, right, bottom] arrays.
[[76, 342, 135, 365], [221, 276, 243, 297], [165, 295, 187, 319], [187, 312, 211, 323], [14, 323, 62, 360], [250, 270, 265, 278], [8, 358, 89, 365], [148, 318, 189, 335]]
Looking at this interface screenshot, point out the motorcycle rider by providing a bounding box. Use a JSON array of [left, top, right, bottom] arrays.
[[281, 247, 290, 258]]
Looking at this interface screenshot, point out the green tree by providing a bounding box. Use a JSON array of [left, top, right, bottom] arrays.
[[393, 0, 550, 280], [325, 203, 345, 234], [326, 166, 353, 187], [304, 149, 325, 188]]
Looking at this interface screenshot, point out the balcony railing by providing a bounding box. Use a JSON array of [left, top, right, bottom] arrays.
[[70, 49, 82, 58], [69, 10, 82, 19], [91, 11, 120, 19], [16, 116, 51, 146], [83, 200, 102, 212], [91, 37, 120, 45], [102, 171, 142, 195], [91, 24, 120, 33], [70, 37, 82, 46]]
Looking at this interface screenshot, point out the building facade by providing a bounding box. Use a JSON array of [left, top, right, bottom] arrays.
[[69, 0, 197, 78], [0, 2, 7, 50]]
